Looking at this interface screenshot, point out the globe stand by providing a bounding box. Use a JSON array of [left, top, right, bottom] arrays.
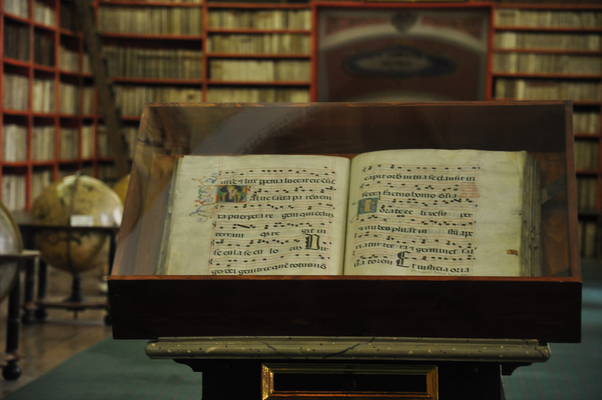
[[17, 224, 119, 325], [66, 273, 84, 303]]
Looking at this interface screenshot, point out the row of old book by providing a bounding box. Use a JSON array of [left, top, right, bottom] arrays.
[[495, 32, 602, 51], [4, 24, 91, 73], [209, 60, 310, 82], [495, 79, 602, 101], [206, 88, 309, 103], [207, 34, 310, 54], [3, 74, 96, 114], [495, 9, 602, 28], [1, 165, 118, 212], [493, 53, 602, 75], [573, 111, 601, 136], [577, 177, 598, 212], [574, 141, 599, 171], [4, 22, 30, 61], [208, 9, 310, 30], [98, 6, 202, 35], [580, 220, 599, 258], [34, 31, 55, 67], [114, 86, 202, 117], [2, 124, 139, 162], [104, 46, 203, 80], [3, 0, 55, 24], [60, 47, 91, 73]]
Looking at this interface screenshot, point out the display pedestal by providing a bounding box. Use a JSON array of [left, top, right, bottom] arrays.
[[146, 337, 549, 400]]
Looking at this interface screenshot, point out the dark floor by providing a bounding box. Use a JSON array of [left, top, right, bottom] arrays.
[[0, 267, 111, 398]]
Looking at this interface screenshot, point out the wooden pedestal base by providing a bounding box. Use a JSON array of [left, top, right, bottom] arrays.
[[146, 337, 549, 400]]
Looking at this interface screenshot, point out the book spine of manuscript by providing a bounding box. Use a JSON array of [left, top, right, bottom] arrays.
[[114, 86, 202, 117], [32, 126, 55, 161], [4, 22, 31, 61], [33, 0, 56, 26], [59, 128, 79, 161], [574, 141, 599, 171], [209, 60, 310, 82], [495, 31, 602, 51], [207, 88, 309, 103], [493, 53, 602, 75], [4, 0, 29, 18], [208, 10, 310, 30], [495, 79, 601, 101], [577, 177, 598, 211], [494, 9, 602, 29], [573, 111, 601, 136], [103, 46, 202, 79], [1, 174, 26, 211], [3, 73, 29, 110], [31, 169, 52, 202], [2, 124, 27, 162], [208, 34, 310, 55], [98, 7, 202, 35]]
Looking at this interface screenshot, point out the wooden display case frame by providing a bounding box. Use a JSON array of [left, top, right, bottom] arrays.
[[108, 101, 581, 344]]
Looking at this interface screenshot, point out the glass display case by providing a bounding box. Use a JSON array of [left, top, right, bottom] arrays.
[[109, 101, 580, 343]]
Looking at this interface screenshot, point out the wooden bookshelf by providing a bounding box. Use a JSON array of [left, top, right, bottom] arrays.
[[0, 0, 118, 212], [491, 3, 602, 258], [2, 0, 601, 259]]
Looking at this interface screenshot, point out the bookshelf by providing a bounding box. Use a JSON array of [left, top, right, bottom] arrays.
[[2, 0, 601, 258], [491, 3, 602, 258], [1, 0, 119, 212]]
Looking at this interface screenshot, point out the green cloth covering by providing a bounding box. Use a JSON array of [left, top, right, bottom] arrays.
[[6, 339, 201, 400]]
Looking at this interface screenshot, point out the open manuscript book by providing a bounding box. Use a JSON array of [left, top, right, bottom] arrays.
[[158, 149, 541, 277]]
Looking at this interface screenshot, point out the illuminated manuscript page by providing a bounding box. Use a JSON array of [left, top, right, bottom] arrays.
[[159, 155, 350, 275], [344, 149, 528, 276]]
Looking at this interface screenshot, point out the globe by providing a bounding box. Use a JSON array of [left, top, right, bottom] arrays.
[[0, 202, 23, 302], [31, 174, 123, 274], [112, 174, 130, 205]]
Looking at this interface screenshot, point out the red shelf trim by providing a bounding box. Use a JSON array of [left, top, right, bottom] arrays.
[[207, 28, 311, 34], [99, 1, 202, 7], [3, 58, 32, 68], [2, 110, 30, 116], [493, 48, 602, 56], [3, 12, 31, 25], [493, 72, 602, 80], [495, 3, 602, 10], [495, 26, 602, 33], [32, 21, 56, 33], [207, 53, 310, 59], [33, 64, 56, 73], [58, 69, 92, 78], [313, 1, 491, 9], [59, 29, 82, 38], [100, 32, 203, 40], [112, 77, 204, 85], [0, 161, 29, 167], [207, 80, 310, 86], [31, 161, 57, 167], [207, 3, 310, 10]]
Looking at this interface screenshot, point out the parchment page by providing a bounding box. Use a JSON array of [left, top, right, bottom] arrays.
[[344, 149, 527, 276], [160, 155, 349, 275]]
